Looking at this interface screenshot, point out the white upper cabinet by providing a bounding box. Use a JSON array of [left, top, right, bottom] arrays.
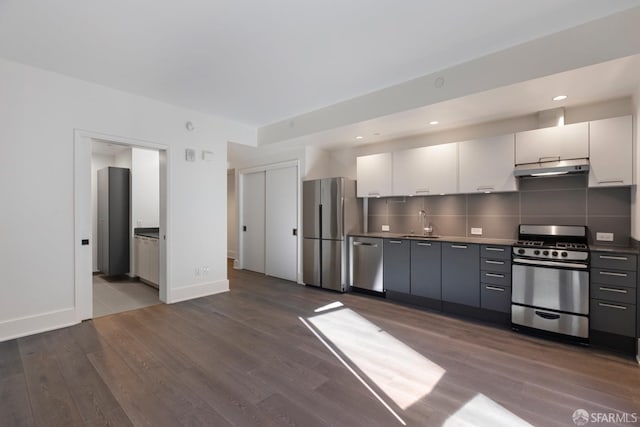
[[589, 115, 633, 187], [515, 122, 589, 165], [459, 134, 517, 193], [392, 142, 458, 196], [356, 153, 393, 197]]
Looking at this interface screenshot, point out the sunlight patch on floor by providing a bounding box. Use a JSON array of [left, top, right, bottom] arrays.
[[443, 394, 533, 427], [307, 307, 445, 410]]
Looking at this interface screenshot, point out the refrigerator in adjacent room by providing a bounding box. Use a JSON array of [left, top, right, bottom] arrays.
[[302, 177, 361, 292]]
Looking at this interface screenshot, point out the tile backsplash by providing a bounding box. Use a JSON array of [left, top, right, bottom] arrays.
[[367, 175, 631, 246]]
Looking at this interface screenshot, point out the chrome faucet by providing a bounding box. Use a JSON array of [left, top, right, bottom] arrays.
[[418, 209, 433, 236]]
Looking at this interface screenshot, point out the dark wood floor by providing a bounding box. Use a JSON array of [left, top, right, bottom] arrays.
[[1, 263, 639, 426]]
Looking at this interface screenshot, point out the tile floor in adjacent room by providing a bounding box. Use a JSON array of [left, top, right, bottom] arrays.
[[93, 274, 161, 317]]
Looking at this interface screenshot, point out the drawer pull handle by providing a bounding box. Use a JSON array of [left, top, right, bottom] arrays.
[[535, 310, 560, 320], [598, 302, 627, 310], [368, 192, 380, 196], [415, 189, 430, 194], [598, 179, 624, 184], [388, 240, 403, 244], [477, 186, 494, 191], [485, 286, 505, 292], [599, 255, 628, 261], [417, 242, 432, 247], [485, 247, 505, 252], [599, 287, 628, 294], [599, 271, 628, 278], [451, 245, 467, 249], [485, 273, 504, 278], [485, 260, 504, 265]]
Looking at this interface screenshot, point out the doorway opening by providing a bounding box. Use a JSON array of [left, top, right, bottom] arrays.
[[74, 130, 169, 321]]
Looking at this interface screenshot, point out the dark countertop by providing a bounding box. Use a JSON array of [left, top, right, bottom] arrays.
[[134, 227, 160, 239], [589, 244, 640, 255], [348, 232, 516, 246]]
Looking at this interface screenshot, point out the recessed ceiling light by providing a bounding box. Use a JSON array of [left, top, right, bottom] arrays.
[[553, 95, 568, 101], [429, 121, 439, 125], [355, 136, 363, 140]]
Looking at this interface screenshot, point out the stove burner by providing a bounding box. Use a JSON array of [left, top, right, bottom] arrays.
[[516, 240, 544, 247]]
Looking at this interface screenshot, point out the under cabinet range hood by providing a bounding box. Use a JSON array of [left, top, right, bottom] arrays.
[[513, 158, 590, 177]]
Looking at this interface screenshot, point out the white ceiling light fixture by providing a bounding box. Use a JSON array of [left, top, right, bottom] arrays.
[[429, 121, 439, 125], [355, 135, 364, 140], [552, 95, 568, 101]]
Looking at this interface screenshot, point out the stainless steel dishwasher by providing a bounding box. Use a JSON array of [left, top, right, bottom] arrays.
[[349, 236, 383, 292]]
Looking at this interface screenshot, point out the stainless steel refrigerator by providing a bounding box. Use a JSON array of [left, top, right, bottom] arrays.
[[303, 177, 361, 292]]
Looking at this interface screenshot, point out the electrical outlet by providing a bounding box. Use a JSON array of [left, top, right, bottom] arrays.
[[381, 225, 390, 232], [471, 227, 483, 235], [596, 232, 614, 242]]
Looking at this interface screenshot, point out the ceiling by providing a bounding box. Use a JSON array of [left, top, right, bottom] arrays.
[[1, 0, 639, 129]]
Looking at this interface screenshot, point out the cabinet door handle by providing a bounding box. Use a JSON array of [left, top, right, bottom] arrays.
[[451, 245, 467, 249], [367, 192, 380, 196], [598, 302, 627, 310], [485, 247, 504, 252], [599, 255, 628, 261], [415, 189, 430, 194], [599, 271, 628, 278], [388, 240, 403, 244], [599, 287, 628, 294], [485, 260, 504, 265], [598, 179, 624, 184], [485, 273, 504, 278], [485, 285, 505, 292], [417, 242, 432, 247], [477, 186, 494, 191]]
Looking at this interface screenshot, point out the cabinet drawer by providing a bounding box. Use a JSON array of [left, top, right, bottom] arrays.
[[590, 283, 636, 304], [590, 299, 636, 337], [480, 257, 510, 273], [480, 271, 511, 287], [481, 284, 511, 313], [591, 252, 637, 271], [591, 268, 636, 288], [480, 245, 511, 260]]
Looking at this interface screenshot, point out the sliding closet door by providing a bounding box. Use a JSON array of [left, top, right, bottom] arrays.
[[265, 166, 298, 282], [241, 171, 265, 273]]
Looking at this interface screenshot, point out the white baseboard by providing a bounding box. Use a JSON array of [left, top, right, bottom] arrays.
[[0, 307, 77, 342], [227, 250, 236, 259], [167, 279, 229, 304]]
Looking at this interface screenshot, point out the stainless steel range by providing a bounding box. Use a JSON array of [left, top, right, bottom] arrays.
[[511, 225, 590, 340]]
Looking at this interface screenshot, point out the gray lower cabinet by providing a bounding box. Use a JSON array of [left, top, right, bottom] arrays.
[[383, 239, 411, 294], [410, 241, 441, 299], [590, 251, 637, 338], [442, 243, 480, 307]]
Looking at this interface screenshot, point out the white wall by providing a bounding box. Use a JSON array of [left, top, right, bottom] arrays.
[[631, 85, 640, 240], [227, 169, 237, 259], [0, 57, 256, 341], [132, 147, 160, 228]]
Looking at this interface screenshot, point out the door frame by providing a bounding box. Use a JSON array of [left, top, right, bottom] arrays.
[[73, 129, 170, 321], [236, 159, 301, 282]]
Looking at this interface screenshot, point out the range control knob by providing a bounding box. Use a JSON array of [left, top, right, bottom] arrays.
[[534, 250, 540, 255], [552, 251, 558, 257], [561, 252, 568, 257], [518, 249, 525, 255], [543, 250, 549, 256]]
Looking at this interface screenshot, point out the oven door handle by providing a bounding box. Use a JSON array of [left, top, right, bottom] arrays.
[[512, 258, 588, 269]]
